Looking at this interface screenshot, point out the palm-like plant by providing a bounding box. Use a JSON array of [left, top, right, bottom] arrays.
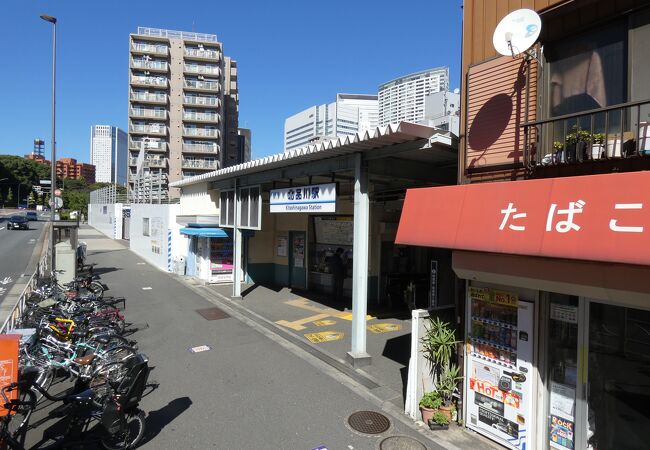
[[421, 317, 462, 406]]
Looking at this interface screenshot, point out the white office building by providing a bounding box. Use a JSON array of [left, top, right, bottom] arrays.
[[378, 67, 449, 126], [284, 94, 378, 151], [90, 125, 128, 185], [422, 89, 461, 136]]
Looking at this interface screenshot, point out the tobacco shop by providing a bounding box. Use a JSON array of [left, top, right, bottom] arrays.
[[396, 172, 650, 450]]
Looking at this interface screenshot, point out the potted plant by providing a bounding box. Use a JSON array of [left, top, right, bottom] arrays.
[[421, 317, 462, 423], [428, 410, 450, 431], [419, 391, 442, 425], [591, 132, 605, 160]]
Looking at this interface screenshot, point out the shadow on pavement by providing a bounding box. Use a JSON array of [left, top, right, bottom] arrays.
[[382, 333, 412, 402], [139, 397, 193, 446]]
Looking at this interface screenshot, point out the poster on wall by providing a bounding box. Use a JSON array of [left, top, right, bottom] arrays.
[[293, 237, 305, 268], [150, 218, 163, 255], [277, 237, 287, 257], [314, 216, 353, 246], [549, 382, 575, 450], [549, 415, 574, 450]]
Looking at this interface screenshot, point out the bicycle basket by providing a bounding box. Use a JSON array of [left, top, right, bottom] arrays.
[[114, 354, 150, 410]]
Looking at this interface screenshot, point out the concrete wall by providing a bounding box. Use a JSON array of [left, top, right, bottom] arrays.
[[88, 203, 123, 239], [180, 182, 219, 215], [129, 203, 182, 272]]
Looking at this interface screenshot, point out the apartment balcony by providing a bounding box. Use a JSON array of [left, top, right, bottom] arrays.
[[182, 127, 220, 138], [184, 47, 220, 61], [183, 64, 221, 76], [183, 79, 220, 92], [129, 124, 167, 136], [130, 75, 168, 88], [130, 42, 168, 56], [182, 110, 219, 123], [129, 108, 167, 120], [129, 157, 168, 169], [129, 139, 168, 152], [130, 90, 167, 104], [182, 143, 220, 154], [130, 58, 169, 73], [183, 95, 220, 108], [524, 100, 650, 173], [182, 159, 219, 170]]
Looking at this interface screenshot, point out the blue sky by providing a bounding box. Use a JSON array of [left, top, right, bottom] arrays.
[[0, 0, 462, 163]]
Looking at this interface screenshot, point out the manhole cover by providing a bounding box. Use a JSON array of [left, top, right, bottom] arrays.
[[379, 436, 427, 450], [347, 411, 390, 435], [196, 307, 229, 320]]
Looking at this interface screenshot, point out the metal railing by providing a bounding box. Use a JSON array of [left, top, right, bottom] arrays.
[[183, 127, 219, 138], [184, 47, 220, 59], [0, 240, 50, 334], [130, 76, 168, 88], [524, 99, 650, 166], [182, 159, 219, 169], [182, 143, 219, 153], [131, 59, 168, 71], [184, 64, 220, 76], [90, 185, 129, 204], [130, 108, 167, 119], [130, 91, 167, 103], [137, 27, 218, 43], [129, 124, 167, 135], [129, 139, 167, 151], [183, 111, 219, 122], [183, 79, 220, 91], [131, 42, 168, 55], [183, 95, 219, 107]]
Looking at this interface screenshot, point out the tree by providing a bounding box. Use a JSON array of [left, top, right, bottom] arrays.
[[28, 191, 35, 208], [6, 187, 13, 205]]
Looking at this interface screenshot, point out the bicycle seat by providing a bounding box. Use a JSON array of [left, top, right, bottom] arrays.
[[93, 335, 111, 345], [73, 354, 96, 366], [63, 388, 95, 406]]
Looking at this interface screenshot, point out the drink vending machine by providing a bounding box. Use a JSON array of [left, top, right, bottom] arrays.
[[465, 287, 535, 450]]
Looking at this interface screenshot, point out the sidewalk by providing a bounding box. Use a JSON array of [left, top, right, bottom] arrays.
[[75, 226, 498, 449]]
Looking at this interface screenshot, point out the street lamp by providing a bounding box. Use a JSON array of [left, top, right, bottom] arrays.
[[40, 13, 57, 273]]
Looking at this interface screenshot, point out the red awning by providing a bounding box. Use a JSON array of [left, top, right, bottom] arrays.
[[396, 171, 650, 266]]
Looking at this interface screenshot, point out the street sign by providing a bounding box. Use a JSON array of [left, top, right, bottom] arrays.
[[54, 189, 62, 196], [40, 180, 51, 185], [50, 197, 63, 210]]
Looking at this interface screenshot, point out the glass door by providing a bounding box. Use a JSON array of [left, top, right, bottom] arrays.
[[546, 293, 582, 450]]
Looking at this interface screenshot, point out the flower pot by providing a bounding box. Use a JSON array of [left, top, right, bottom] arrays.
[[420, 406, 435, 425], [439, 404, 454, 421], [428, 420, 449, 431]]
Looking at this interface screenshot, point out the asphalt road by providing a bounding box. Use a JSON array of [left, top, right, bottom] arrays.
[[0, 214, 45, 301], [68, 235, 444, 450]]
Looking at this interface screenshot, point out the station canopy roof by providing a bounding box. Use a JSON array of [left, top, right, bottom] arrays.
[[170, 122, 456, 189]]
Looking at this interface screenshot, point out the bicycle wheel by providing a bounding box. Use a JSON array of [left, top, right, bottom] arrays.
[[100, 409, 145, 450], [32, 367, 54, 403], [89, 281, 105, 300], [99, 346, 137, 366], [6, 388, 36, 441]]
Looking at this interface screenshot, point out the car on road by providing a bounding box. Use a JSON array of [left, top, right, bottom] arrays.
[[26, 212, 38, 221], [6, 215, 29, 230]]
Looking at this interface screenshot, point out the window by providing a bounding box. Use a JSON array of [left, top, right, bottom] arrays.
[[143, 217, 150, 236]]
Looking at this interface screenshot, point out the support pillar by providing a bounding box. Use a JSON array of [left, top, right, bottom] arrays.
[[347, 152, 371, 367], [232, 180, 242, 298]]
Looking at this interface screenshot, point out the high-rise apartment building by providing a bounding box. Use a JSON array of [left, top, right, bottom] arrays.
[[284, 94, 378, 151], [128, 27, 238, 199], [56, 158, 96, 184], [90, 125, 127, 185], [378, 67, 449, 126]]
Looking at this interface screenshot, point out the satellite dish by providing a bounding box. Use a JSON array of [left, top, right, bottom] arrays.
[[493, 9, 541, 57]]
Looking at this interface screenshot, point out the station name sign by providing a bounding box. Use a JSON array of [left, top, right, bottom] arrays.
[[270, 183, 336, 213]]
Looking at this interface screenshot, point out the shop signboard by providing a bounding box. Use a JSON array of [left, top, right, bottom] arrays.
[[466, 287, 534, 450], [429, 260, 438, 308], [270, 183, 336, 213]]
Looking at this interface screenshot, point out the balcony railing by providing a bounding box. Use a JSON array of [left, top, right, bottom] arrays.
[[182, 159, 219, 170], [183, 96, 220, 107], [182, 143, 219, 154], [129, 157, 167, 168], [183, 64, 221, 76], [130, 59, 169, 71], [183, 111, 219, 122], [183, 79, 220, 91], [130, 91, 167, 103], [524, 99, 650, 167], [184, 48, 220, 60], [131, 42, 168, 55], [129, 124, 167, 135], [183, 127, 219, 138], [130, 76, 168, 88], [130, 108, 167, 120], [129, 139, 168, 152]]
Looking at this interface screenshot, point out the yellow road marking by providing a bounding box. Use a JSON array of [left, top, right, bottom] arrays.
[[313, 319, 337, 326], [367, 323, 402, 333], [284, 298, 374, 321], [276, 313, 331, 331], [304, 331, 344, 343]]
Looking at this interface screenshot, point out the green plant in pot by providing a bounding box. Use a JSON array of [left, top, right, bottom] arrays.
[[421, 317, 462, 423], [419, 390, 442, 425], [591, 132, 605, 160], [429, 410, 451, 430]]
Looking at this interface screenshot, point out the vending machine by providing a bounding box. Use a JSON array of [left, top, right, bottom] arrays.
[[465, 286, 535, 450]]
